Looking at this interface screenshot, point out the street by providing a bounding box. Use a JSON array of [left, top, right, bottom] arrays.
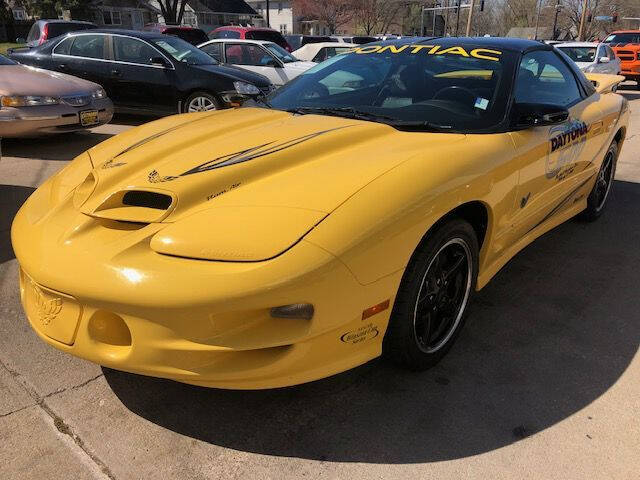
[[1, 86, 639, 479]]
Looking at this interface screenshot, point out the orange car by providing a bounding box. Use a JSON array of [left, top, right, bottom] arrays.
[[604, 31, 640, 86]]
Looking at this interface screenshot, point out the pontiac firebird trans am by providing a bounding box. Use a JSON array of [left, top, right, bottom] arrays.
[[12, 38, 629, 389]]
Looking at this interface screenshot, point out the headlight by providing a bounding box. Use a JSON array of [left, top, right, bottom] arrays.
[[233, 81, 260, 95], [1, 95, 59, 107], [91, 88, 107, 99]]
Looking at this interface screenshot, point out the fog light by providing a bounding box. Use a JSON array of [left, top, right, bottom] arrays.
[[270, 303, 314, 320]]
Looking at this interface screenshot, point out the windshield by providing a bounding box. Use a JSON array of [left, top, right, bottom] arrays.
[[604, 33, 640, 44], [266, 43, 516, 133], [265, 43, 298, 63], [153, 36, 217, 65], [0, 54, 16, 65], [557, 46, 596, 63], [166, 28, 208, 46]]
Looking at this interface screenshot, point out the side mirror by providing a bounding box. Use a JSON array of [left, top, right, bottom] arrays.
[[598, 56, 610, 64], [16, 37, 26, 44], [150, 56, 171, 68], [512, 103, 569, 129]]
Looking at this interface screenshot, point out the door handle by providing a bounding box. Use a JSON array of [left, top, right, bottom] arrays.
[[58, 64, 69, 71], [111, 69, 121, 77]]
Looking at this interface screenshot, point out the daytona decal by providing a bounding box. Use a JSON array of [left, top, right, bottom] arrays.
[[353, 44, 503, 61], [546, 119, 589, 180]]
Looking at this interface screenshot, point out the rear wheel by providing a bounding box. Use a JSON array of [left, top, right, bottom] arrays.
[[383, 219, 479, 371], [183, 92, 220, 113], [579, 141, 617, 222]]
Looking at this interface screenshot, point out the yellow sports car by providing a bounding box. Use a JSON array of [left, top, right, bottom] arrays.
[[12, 38, 629, 389]]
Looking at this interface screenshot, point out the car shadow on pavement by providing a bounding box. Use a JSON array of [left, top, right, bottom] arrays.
[[2, 132, 115, 161], [104, 180, 640, 463], [0, 185, 35, 263]]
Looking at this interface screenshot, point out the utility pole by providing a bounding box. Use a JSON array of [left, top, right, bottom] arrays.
[[265, 0, 270, 28], [552, 0, 561, 40], [578, 0, 588, 40], [534, 0, 542, 40], [465, 0, 476, 36]]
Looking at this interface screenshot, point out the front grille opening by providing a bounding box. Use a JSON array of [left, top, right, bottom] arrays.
[[122, 191, 172, 210]]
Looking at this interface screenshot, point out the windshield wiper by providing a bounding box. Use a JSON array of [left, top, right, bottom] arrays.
[[286, 106, 398, 123], [388, 120, 455, 132]]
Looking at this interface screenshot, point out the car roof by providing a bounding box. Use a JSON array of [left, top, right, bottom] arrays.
[[214, 26, 277, 32], [37, 19, 95, 25], [608, 30, 640, 34], [68, 29, 167, 40], [204, 38, 274, 46], [556, 42, 600, 47], [373, 36, 550, 53]]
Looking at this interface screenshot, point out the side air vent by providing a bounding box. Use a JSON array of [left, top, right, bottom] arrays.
[[122, 191, 172, 210], [89, 189, 175, 223]]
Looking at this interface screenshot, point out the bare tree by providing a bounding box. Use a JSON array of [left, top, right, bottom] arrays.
[[355, 0, 406, 35], [295, 0, 356, 34], [156, 0, 189, 25]]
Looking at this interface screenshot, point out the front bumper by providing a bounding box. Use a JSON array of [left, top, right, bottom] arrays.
[[0, 98, 113, 137], [12, 184, 400, 388]]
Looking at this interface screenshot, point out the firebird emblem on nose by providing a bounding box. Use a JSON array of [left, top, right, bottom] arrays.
[[147, 126, 351, 183], [34, 285, 62, 326]]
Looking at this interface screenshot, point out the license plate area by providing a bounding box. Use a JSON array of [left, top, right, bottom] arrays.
[[80, 109, 99, 127]]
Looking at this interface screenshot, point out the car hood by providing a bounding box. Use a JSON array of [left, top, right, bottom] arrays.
[[192, 63, 272, 87], [0, 64, 101, 96], [284, 61, 316, 72], [80, 108, 465, 224]]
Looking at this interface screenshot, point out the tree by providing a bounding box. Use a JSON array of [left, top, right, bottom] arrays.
[[355, 0, 406, 35], [156, 0, 189, 25], [295, 0, 355, 34]]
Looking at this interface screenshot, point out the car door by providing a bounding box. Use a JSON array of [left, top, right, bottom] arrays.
[[52, 33, 110, 86], [508, 49, 606, 240], [108, 34, 177, 113], [223, 42, 286, 85]]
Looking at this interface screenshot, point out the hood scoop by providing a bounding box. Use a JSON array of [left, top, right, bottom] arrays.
[[86, 189, 175, 223]]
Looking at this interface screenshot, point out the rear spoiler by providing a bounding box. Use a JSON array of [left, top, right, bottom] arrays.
[[584, 73, 626, 94]]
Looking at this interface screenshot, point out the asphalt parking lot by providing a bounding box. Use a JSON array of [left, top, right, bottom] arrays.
[[1, 87, 639, 479]]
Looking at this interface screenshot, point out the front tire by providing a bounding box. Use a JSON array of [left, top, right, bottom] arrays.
[[383, 218, 479, 371], [183, 92, 220, 113], [579, 140, 617, 222]]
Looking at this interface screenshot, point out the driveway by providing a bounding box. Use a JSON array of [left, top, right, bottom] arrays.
[[1, 92, 639, 479]]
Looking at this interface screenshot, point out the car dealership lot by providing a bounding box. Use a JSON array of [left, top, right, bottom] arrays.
[[1, 85, 639, 479]]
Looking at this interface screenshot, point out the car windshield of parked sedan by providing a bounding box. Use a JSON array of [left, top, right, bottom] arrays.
[[266, 43, 516, 133], [264, 42, 298, 63], [152, 36, 217, 65], [0, 54, 16, 65], [557, 46, 596, 63]]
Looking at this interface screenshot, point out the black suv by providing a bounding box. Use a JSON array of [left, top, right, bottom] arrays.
[[9, 29, 273, 115]]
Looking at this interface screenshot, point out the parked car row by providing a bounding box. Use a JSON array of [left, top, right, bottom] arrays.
[[4, 23, 639, 138]]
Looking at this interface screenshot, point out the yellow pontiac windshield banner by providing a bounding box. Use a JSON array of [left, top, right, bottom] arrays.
[[352, 44, 503, 61]]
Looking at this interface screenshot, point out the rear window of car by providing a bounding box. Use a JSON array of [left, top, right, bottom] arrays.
[[246, 30, 288, 48], [352, 37, 378, 44], [47, 22, 96, 39], [27, 23, 40, 42], [212, 29, 241, 39], [166, 28, 208, 45]]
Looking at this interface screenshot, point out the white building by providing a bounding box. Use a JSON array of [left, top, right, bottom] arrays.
[[245, 1, 294, 34]]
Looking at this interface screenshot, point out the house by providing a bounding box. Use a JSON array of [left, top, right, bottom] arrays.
[[245, 1, 333, 35], [89, 1, 160, 30], [151, 0, 259, 33]]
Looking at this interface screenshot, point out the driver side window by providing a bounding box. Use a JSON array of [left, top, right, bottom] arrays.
[[515, 50, 582, 107]]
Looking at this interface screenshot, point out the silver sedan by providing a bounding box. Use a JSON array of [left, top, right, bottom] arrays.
[[0, 54, 113, 137]]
